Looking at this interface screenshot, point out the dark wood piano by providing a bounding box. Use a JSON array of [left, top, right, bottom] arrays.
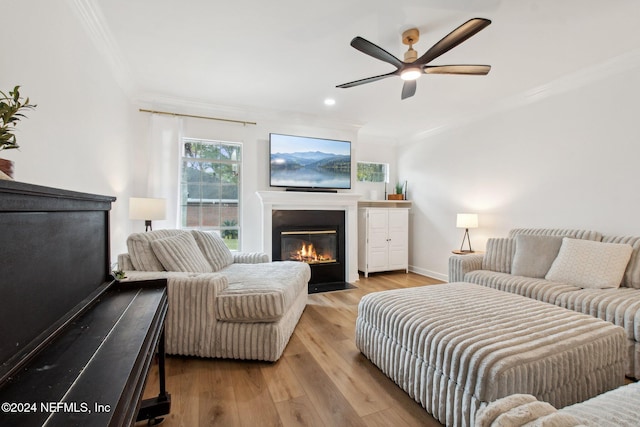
[[0, 180, 170, 426]]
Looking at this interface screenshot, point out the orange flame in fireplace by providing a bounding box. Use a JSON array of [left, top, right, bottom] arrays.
[[292, 242, 334, 264], [300, 243, 316, 260]]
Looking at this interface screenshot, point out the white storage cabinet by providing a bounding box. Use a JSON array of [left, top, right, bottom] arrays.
[[358, 208, 409, 277]]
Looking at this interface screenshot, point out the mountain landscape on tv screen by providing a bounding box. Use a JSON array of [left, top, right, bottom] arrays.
[[271, 151, 351, 188]]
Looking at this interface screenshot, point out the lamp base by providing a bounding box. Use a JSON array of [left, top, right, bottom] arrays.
[[452, 249, 476, 255], [145, 220, 153, 232], [459, 228, 473, 252]]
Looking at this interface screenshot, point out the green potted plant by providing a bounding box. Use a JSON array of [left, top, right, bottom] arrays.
[[388, 182, 405, 200], [0, 85, 37, 178]]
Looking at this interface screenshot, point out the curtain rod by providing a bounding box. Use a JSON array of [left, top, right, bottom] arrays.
[[139, 108, 257, 126]]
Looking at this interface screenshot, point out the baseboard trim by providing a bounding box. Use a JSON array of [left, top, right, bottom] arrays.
[[408, 265, 448, 282]]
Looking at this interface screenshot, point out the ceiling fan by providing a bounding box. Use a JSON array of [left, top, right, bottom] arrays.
[[336, 18, 492, 100]]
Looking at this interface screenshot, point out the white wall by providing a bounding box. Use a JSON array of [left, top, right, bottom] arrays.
[[354, 134, 398, 201], [399, 63, 640, 281], [0, 1, 140, 261]]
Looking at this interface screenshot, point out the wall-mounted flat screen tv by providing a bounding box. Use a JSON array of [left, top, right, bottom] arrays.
[[269, 133, 352, 190]]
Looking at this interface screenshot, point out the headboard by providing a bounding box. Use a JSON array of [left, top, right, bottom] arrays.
[[0, 180, 116, 383]]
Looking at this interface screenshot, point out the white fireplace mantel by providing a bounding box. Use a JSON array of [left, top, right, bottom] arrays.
[[256, 191, 362, 283]]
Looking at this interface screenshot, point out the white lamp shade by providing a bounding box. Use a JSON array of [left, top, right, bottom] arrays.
[[129, 197, 166, 220], [456, 213, 478, 229]]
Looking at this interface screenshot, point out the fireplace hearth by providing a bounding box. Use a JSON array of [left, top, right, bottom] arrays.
[[272, 210, 352, 293]]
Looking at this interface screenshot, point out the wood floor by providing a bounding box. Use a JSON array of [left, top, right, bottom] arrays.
[[138, 272, 445, 427]]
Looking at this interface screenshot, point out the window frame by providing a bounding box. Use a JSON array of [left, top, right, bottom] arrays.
[[356, 161, 389, 183], [179, 137, 242, 250]]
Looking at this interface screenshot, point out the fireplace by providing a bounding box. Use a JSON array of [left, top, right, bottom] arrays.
[[272, 210, 347, 292], [256, 191, 361, 285]]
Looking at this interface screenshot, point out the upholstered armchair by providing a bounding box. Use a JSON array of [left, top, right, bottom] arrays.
[[118, 229, 310, 361]]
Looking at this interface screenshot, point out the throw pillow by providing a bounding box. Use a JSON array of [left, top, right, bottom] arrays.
[[190, 230, 233, 271], [482, 238, 516, 274], [601, 235, 640, 289], [127, 229, 185, 271], [150, 232, 212, 273], [545, 238, 633, 289], [511, 235, 564, 278]]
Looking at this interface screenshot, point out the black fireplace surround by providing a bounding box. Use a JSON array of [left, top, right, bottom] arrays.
[[272, 210, 348, 293]]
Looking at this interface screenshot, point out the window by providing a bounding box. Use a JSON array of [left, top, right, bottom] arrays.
[[180, 138, 241, 250], [357, 161, 388, 183]]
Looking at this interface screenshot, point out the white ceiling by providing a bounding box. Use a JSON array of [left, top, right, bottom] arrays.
[[86, 0, 640, 140]]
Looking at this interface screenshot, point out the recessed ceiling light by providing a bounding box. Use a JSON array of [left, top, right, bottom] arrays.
[[324, 98, 336, 106]]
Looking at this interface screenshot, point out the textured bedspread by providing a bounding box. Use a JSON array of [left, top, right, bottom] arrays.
[[356, 282, 626, 427]]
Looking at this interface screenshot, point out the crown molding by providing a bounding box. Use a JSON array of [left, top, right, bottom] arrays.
[[136, 92, 363, 133], [64, 0, 364, 136], [67, 0, 137, 99], [403, 47, 640, 144]]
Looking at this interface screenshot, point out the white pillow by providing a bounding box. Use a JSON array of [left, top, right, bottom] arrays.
[[126, 229, 185, 271], [545, 238, 632, 289], [190, 230, 233, 271], [150, 232, 213, 273]]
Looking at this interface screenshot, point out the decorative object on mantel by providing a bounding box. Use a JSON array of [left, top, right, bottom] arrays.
[[388, 181, 405, 200], [129, 197, 166, 232], [454, 213, 478, 253], [0, 85, 37, 178]]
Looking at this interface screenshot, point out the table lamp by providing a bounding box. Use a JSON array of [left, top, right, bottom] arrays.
[[130, 197, 166, 232], [456, 213, 478, 253]]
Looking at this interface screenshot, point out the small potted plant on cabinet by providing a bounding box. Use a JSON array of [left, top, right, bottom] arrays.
[[0, 85, 37, 178], [388, 182, 405, 200]]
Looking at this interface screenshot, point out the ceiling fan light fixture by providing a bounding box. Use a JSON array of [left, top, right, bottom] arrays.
[[337, 18, 492, 99], [400, 67, 422, 81]]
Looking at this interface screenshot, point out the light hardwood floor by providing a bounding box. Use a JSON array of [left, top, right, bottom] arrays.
[[138, 272, 445, 427]]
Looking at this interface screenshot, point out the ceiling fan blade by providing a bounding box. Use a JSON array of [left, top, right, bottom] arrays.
[[350, 36, 404, 69], [336, 71, 397, 88], [401, 80, 417, 100], [415, 18, 491, 66], [424, 64, 491, 75]]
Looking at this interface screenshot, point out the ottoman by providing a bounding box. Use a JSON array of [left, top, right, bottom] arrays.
[[355, 282, 627, 427]]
